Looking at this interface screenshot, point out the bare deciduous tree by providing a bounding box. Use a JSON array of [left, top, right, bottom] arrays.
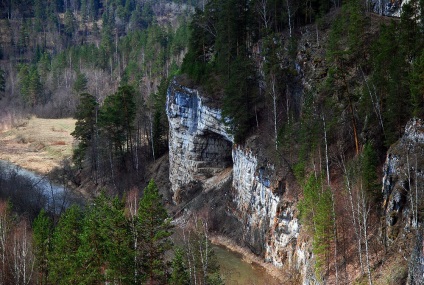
[[256, 0, 271, 31], [11, 219, 34, 285], [0, 201, 12, 285]]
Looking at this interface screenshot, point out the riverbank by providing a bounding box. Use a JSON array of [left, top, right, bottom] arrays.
[[0, 117, 76, 174], [210, 234, 300, 284]]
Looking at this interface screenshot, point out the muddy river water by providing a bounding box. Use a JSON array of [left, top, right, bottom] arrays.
[[213, 244, 280, 284]]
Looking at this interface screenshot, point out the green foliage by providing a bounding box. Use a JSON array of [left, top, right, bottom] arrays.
[[345, 0, 368, 58], [180, 7, 213, 82], [18, 64, 43, 106], [361, 1, 424, 147], [222, 57, 258, 143], [361, 142, 379, 201], [293, 161, 306, 183], [37, 52, 51, 79], [151, 77, 170, 159], [78, 193, 133, 284], [371, 22, 413, 147], [298, 175, 334, 276], [73, 72, 88, 94], [410, 50, 424, 118], [49, 205, 83, 284], [292, 92, 322, 179], [182, 0, 343, 143], [170, 247, 190, 285], [298, 175, 321, 229], [399, 0, 422, 61], [64, 10, 77, 37], [312, 186, 333, 276], [137, 179, 173, 283], [32, 209, 53, 285], [99, 85, 136, 155], [71, 93, 98, 168], [171, 19, 190, 55], [29, 184, 176, 284]]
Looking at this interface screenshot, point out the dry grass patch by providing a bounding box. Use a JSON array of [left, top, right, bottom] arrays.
[[0, 117, 76, 174]]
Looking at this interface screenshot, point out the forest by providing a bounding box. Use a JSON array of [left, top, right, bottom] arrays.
[[0, 0, 424, 284]]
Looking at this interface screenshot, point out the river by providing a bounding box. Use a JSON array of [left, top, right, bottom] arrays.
[[0, 159, 76, 213], [0, 160, 279, 284], [213, 244, 281, 285]]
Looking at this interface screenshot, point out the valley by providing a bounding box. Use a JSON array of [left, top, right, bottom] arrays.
[[0, 0, 424, 284]]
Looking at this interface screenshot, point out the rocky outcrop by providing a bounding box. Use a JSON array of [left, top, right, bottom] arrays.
[[166, 78, 301, 269], [231, 146, 299, 267], [166, 81, 233, 201], [371, 0, 411, 17], [382, 119, 424, 284], [382, 118, 424, 241], [407, 229, 424, 285]]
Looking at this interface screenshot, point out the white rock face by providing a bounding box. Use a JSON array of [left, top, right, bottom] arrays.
[[382, 118, 424, 236], [381, 119, 424, 283], [232, 147, 299, 266], [371, 0, 412, 17], [167, 79, 300, 268], [166, 80, 233, 199]]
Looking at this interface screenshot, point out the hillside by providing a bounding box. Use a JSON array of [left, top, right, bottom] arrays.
[[167, 0, 424, 284], [0, 0, 424, 284]]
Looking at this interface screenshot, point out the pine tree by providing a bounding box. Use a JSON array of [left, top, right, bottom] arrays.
[[372, 22, 412, 146], [222, 56, 258, 143], [137, 179, 173, 284], [399, 0, 421, 62], [34, 0, 46, 32], [299, 175, 334, 277], [298, 175, 321, 232], [18, 65, 43, 106], [73, 72, 88, 94], [76, 193, 134, 284], [71, 93, 98, 169], [151, 77, 169, 159], [170, 247, 190, 285], [49, 205, 83, 285], [99, 85, 136, 156], [63, 10, 77, 37], [32, 210, 53, 285], [312, 186, 333, 277], [361, 142, 379, 201], [102, 195, 133, 284], [410, 50, 424, 118]]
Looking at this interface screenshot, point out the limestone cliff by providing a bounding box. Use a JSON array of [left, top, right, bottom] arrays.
[[231, 146, 299, 266], [382, 118, 424, 240], [166, 81, 233, 202], [166, 78, 303, 270], [371, 0, 412, 17], [381, 118, 424, 284]]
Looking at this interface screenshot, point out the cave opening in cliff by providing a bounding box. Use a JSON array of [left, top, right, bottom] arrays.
[[199, 131, 233, 171]]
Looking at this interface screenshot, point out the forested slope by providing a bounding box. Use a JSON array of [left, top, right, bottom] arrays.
[[1, 0, 424, 284], [177, 0, 424, 283], [0, 0, 195, 191]]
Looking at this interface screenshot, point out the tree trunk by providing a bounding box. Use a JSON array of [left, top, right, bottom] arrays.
[[360, 188, 373, 285], [323, 115, 330, 186], [270, 74, 278, 150], [286, 0, 292, 38]]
